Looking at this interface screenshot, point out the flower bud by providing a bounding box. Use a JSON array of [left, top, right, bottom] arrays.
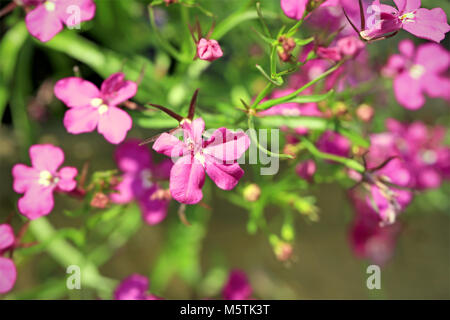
[[336, 36, 364, 57], [356, 104, 374, 123], [243, 184, 261, 202], [295, 160, 316, 182], [90, 192, 109, 209], [197, 38, 223, 62]]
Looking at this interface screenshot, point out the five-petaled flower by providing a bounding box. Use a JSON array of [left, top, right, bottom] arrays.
[[111, 139, 173, 225], [12, 144, 78, 220], [24, 0, 96, 42], [54, 73, 137, 144], [0, 224, 16, 294], [153, 118, 250, 204], [382, 40, 450, 110]]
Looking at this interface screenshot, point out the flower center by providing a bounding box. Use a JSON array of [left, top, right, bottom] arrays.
[[409, 64, 425, 79], [90, 98, 109, 115], [44, 1, 56, 11], [194, 152, 206, 166], [422, 149, 437, 165], [399, 12, 415, 23], [38, 170, 59, 187], [140, 169, 153, 189]]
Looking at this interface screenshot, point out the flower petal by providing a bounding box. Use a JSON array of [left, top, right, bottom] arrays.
[[402, 8, 450, 43], [12, 164, 39, 194], [169, 155, 205, 204], [30, 144, 64, 173], [415, 43, 450, 74], [54, 77, 100, 108], [114, 139, 152, 173], [100, 73, 138, 106], [57, 166, 78, 191], [153, 132, 187, 158], [204, 155, 244, 191], [97, 106, 132, 144], [56, 0, 96, 27], [0, 224, 15, 251], [393, 72, 424, 109], [25, 4, 63, 42], [114, 274, 148, 300], [280, 0, 307, 20], [64, 106, 100, 134], [138, 189, 169, 225], [204, 128, 250, 162], [394, 0, 421, 13], [110, 174, 135, 204], [0, 257, 16, 294], [18, 185, 55, 220]]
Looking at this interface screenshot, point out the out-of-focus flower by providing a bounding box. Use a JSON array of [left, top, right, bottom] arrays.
[[280, 0, 339, 20], [0, 224, 16, 294], [111, 139, 172, 225], [197, 38, 223, 62], [153, 118, 250, 204], [356, 104, 374, 122], [54, 73, 136, 144], [243, 184, 261, 202], [295, 159, 316, 181], [382, 40, 450, 110], [349, 193, 401, 266], [114, 274, 161, 300], [222, 270, 252, 300], [12, 144, 78, 220], [277, 36, 296, 62], [24, 0, 96, 42], [316, 130, 351, 158]]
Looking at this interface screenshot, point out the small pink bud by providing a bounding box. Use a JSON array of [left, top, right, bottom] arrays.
[[91, 192, 109, 209], [356, 104, 374, 123], [243, 184, 261, 202], [274, 242, 293, 262], [197, 38, 223, 62], [295, 160, 316, 182]]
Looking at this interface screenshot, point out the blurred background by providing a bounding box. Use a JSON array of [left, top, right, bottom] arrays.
[[0, 0, 449, 299]]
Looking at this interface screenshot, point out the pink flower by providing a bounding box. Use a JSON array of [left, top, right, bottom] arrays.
[[0, 224, 15, 253], [0, 257, 16, 294], [25, 0, 96, 42], [54, 73, 136, 144], [111, 139, 172, 225], [316, 130, 351, 158], [336, 36, 365, 57], [349, 194, 401, 266], [383, 40, 450, 110], [114, 274, 161, 300], [222, 270, 252, 300], [197, 38, 223, 62], [12, 144, 78, 220], [153, 118, 250, 204], [296, 159, 316, 182], [280, 0, 339, 20]]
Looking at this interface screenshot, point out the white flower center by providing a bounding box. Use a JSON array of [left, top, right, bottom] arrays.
[[44, 1, 56, 11], [409, 64, 425, 79], [140, 169, 153, 189], [90, 98, 109, 115], [422, 149, 437, 165], [194, 152, 205, 167], [38, 170, 59, 186], [400, 12, 415, 23]]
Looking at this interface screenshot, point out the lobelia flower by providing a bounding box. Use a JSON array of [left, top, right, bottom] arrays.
[[382, 40, 450, 110], [222, 270, 252, 300], [110, 139, 172, 225], [316, 130, 351, 158], [24, 0, 96, 42], [197, 38, 223, 62], [280, 0, 339, 20], [0, 224, 16, 294], [349, 193, 401, 266], [114, 274, 161, 300], [12, 144, 78, 220], [54, 73, 136, 144], [296, 159, 316, 182], [153, 118, 250, 205]]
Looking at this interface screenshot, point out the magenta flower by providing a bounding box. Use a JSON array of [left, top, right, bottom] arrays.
[[111, 139, 172, 225], [12, 144, 78, 220], [153, 118, 250, 204], [54, 73, 136, 144], [280, 0, 339, 20], [296, 159, 316, 182], [114, 274, 161, 300], [349, 195, 401, 266], [382, 40, 450, 110], [0, 224, 16, 294], [222, 270, 252, 300], [197, 38, 223, 62], [316, 130, 351, 158], [25, 0, 96, 42]]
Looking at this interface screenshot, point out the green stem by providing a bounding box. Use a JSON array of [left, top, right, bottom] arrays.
[[250, 82, 273, 109], [300, 137, 365, 172], [256, 60, 344, 110], [29, 218, 116, 298], [248, 115, 294, 159]]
